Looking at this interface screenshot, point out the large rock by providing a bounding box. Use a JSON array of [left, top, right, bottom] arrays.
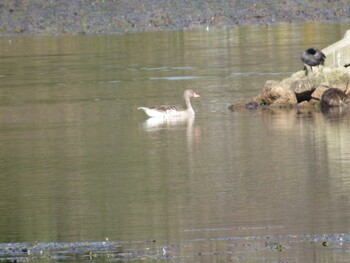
[[251, 67, 350, 108], [323, 30, 350, 68], [293, 67, 350, 101], [254, 79, 297, 107]]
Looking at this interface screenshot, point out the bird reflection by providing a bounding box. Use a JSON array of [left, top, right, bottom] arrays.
[[141, 116, 201, 150], [142, 116, 194, 131]]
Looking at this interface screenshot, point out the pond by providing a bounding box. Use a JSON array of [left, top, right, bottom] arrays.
[[1, 23, 350, 262]]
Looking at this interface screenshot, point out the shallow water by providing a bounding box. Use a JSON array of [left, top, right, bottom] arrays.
[[1, 23, 350, 262]]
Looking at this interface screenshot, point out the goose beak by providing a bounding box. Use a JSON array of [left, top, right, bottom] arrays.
[[193, 92, 200, 98]]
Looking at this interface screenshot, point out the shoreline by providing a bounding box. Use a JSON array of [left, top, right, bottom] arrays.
[[1, 1, 350, 36]]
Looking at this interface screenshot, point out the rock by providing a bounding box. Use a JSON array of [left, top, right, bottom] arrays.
[[292, 78, 314, 94], [320, 88, 349, 107], [228, 98, 259, 111], [249, 64, 350, 109], [292, 77, 315, 102], [311, 86, 328, 100], [254, 80, 297, 107], [245, 101, 259, 110], [309, 98, 321, 105], [323, 30, 350, 68], [228, 104, 236, 111]]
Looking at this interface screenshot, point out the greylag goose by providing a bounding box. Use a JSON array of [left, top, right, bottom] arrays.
[[138, 89, 200, 118], [321, 88, 349, 108], [301, 47, 326, 71]]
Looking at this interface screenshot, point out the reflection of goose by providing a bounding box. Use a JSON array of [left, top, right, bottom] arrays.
[[138, 89, 200, 118], [321, 88, 349, 108], [142, 116, 193, 130], [301, 48, 326, 71]]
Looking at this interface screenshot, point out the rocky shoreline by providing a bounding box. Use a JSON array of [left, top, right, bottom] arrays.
[[228, 29, 350, 115], [1, 0, 350, 35], [230, 66, 350, 111]]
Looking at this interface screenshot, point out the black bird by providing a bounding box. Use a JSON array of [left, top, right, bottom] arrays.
[[321, 88, 349, 108], [301, 48, 326, 72]]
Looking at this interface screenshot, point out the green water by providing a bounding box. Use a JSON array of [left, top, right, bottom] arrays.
[[1, 23, 350, 262]]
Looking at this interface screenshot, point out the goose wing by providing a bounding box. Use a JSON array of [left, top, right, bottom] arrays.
[[153, 105, 184, 112]]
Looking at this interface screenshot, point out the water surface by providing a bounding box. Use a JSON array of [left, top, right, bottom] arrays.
[[1, 23, 350, 262]]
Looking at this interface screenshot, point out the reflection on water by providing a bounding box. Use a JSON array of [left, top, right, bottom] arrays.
[[1, 23, 350, 262], [141, 116, 194, 131], [321, 105, 349, 120]]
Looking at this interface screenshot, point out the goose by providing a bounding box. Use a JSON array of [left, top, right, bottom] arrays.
[[321, 88, 349, 108], [301, 47, 326, 72], [138, 89, 200, 118]]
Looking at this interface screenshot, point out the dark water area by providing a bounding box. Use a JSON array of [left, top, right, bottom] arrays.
[[1, 23, 350, 262]]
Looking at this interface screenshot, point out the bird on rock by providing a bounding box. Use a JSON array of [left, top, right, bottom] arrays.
[[301, 47, 326, 72]]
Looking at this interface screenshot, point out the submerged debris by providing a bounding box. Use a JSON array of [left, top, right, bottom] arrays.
[[266, 242, 286, 252]]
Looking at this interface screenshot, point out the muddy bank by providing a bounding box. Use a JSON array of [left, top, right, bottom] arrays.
[[0, 233, 349, 262], [1, 0, 350, 35]]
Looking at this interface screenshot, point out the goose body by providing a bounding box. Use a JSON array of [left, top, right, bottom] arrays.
[[138, 89, 200, 118], [321, 88, 349, 108], [301, 47, 326, 71]]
